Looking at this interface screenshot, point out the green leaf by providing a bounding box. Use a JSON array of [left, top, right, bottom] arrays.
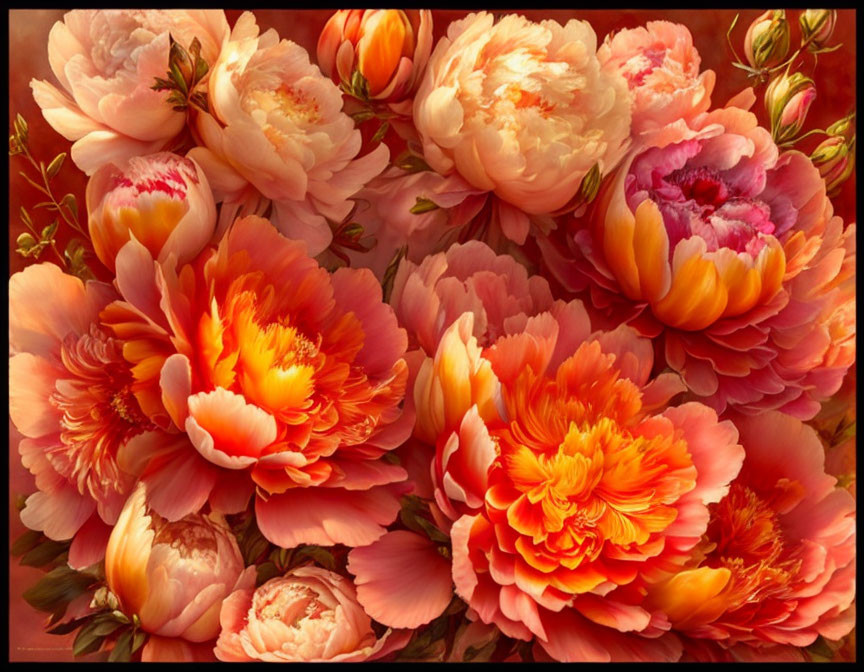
[[20, 538, 70, 568], [46, 152, 66, 179], [24, 566, 95, 614], [371, 121, 390, 144], [46, 616, 89, 636], [19, 205, 33, 227], [41, 220, 59, 241], [131, 630, 147, 655], [11, 529, 42, 557], [293, 545, 337, 571], [256, 561, 281, 586], [16, 232, 36, 253], [169, 62, 189, 96], [350, 109, 375, 124], [108, 629, 133, 662], [410, 197, 439, 215], [60, 193, 78, 220], [381, 245, 407, 303], [73, 615, 124, 657], [64, 238, 96, 282]]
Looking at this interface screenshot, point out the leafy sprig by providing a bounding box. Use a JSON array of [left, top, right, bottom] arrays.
[[151, 37, 210, 112]]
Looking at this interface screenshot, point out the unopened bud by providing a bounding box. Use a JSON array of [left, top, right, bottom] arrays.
[[765, 71, 816, 144], [811, 135, 855, 197], [744, 10, 791, 69], [799, 9, 837, 50], [826, 113, 855, 138]]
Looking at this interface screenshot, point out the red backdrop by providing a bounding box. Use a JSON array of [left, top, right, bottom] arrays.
[[7, 8, 857, 662]]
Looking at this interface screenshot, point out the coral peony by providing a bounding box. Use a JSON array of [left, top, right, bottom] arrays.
[[188, 12, 389, 256], [646, 411, 855, 650], [412, 11, 631, 215], [317, 10, 433, 107], [541, 101, 856, 419], [598, 22, 715, 142], [105, 484, 255, 646], [215, 566, 408, 662], [348, 289, 745, 660], [100, 215, 411, 548], [86, 152, 217, 272], [30, 10, 229, 175], [9, 263, 145, 567]]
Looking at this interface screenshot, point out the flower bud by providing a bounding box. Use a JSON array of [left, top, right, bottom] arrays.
[[317, 9, 432, 104], [765, 71, 816, 144], [744, 10, 791, 69], [86, 152, 216, 272], [827, 113, 855, 138], [105, 484, 255, 643], [811, 135, 856, 197], [799, 9, 837, 49]]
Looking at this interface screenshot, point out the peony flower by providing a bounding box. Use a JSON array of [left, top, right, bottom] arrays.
[[317, 9, 433, 107], [30, 10, 229, 175], [412, 11, 631, 216], [86, 152, 217, 272], [646, 411, 855, 650], [598, 22, 715, 141], [188, 12, 389, 256], [100, 215, 412, 548], [9, 263, 145, 568], [389, 240, 556, 357], [341, 167, 489, 280], [105, 484, 255, 650], [214, 566, 409, 662], [743, 10, 790, 70], [541, 101, 856, 420]]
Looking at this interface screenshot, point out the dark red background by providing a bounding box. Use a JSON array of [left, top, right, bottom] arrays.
[[7, 9, 856, 662]]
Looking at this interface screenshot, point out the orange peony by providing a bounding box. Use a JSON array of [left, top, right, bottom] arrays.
[[101, 215, 412, 548]]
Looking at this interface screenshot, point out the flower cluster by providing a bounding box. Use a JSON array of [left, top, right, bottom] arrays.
[[9, 8, 855, 663]]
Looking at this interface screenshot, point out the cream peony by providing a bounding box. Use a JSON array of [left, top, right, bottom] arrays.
[[189, 12, 389, 256], [412, 12, 631, 215], [30, 10, 229, 175]]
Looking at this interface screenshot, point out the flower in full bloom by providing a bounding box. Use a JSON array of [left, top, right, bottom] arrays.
[[188, 12, 389, 256], [646, 411, 855, 650], [86, 152, 217, 272], [105, 484, 255, 654], [101, 215, 412, 548], [317, 10, 433, 107], [30, 10, 229, 175], [541, 101, 856, 419], [214, 566, 409, 662], [9, 263, 145, 567], [412, 12, 631, 216], [598, 22, 715, 142], [743, 10, 790, 70]]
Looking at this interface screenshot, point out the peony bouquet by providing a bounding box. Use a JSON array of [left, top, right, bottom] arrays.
[[7, 8, 856, 663]]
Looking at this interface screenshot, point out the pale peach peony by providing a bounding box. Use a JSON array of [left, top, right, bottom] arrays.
[[412, 12, 631, 215], [215, 566, 409, 662], [105, 484, 255, 648], [598, 21, 715, 142], [86, 152, 216, 272], [188, 12, 389, 256], [646, 411, 855, 650], [9, 263, 145, 568], [541, 100, 856, 419], [30, 10, 229, 175], [100, 215, 412, 549]]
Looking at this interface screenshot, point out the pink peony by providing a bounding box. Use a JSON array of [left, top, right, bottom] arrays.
[[541, 100, 856, 419], [413, 12, 631, 216], [86, 152, 216, 272], [9, 263, 144, 567], [30, 10, 229, 175], [105, 484, 255, 647], [188, 12, 389, 256], [646, 411, 855, 650], [597, 21, 715, 142], [215, 566, 409, 662], [100, 215, 412, 549]]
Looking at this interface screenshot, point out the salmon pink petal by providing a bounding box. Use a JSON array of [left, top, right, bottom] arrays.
[[9, 354, 64, 438], [325, 460, 408, 490], [255, 484, 406, 548], [142, 635, 219, 662], [661, 402, 744, 505], [159, 353, 192, 430], [68, 513, 113, 569], [347, 531, 452, 628], [20, 487, 95, 542], [142, 444, 219, 521], [208, 472, 256, 515], [186, 388, 277, 469], [451, 514, 481, 601]]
